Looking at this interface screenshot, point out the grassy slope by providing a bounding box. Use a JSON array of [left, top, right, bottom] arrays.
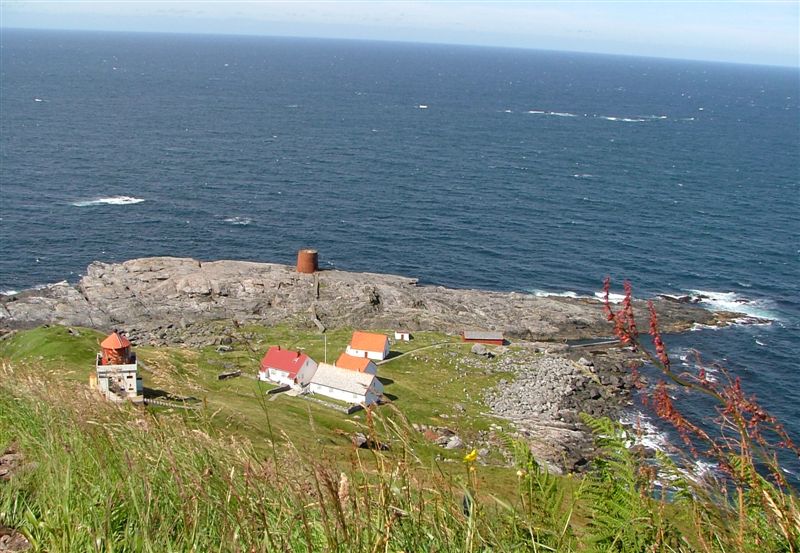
[[3, 325, 794, 551], [0, 325, 518, 492]]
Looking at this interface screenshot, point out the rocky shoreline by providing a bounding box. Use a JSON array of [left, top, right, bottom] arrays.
[[482, 343, 641, 473], [0, 256, 747, 473], [0, 256, 738, 344]]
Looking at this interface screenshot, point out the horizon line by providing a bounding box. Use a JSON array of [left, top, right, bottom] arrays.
[[2, 25, 797, 70]]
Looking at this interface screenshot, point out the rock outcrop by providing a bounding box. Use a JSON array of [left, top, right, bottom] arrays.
[[484, 346, 638, 473], [0, 257, 728, 344]]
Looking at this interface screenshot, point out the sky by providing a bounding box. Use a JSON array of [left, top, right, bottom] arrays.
[[1, 1, 798, 67]]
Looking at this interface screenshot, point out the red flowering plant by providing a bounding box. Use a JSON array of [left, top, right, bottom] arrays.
[[603, 277, 800, 550]]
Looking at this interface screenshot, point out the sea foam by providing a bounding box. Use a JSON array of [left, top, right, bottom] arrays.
[[224, 216, 252, 226], [72, 196, 145, 207], [686, 290, 779, 321]]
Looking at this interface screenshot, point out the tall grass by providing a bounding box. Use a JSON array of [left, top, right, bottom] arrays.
[[1, 357, 797, 552]]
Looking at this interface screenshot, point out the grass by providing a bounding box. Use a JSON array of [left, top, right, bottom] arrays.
[[2, 324, 796, 552], [0, 324, 518, 489]]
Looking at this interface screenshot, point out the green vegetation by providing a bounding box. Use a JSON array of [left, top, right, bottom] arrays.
[[0, 325, 515, 478], [1, 324, 797, 551]]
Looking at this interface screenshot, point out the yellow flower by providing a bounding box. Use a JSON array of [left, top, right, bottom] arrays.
[[463, 449, 478, 463]]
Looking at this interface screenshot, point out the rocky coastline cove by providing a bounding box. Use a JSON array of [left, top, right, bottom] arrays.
[[0, 256, 751, 472]]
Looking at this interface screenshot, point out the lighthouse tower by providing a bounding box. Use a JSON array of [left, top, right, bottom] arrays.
[[94, 331, 143, 402]]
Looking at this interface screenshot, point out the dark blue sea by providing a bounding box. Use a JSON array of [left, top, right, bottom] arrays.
[[1, 29, 798, 480]]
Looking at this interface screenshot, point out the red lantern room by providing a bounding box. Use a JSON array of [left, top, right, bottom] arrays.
[[100, 331, 132, 365]]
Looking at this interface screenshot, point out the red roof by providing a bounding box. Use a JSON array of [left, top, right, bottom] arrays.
[[260, 346, 312, 379], [349, 331, 388, 353], [100, 331, 131, 350], [335, 353, 374, 373]]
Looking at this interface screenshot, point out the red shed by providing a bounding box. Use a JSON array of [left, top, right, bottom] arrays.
[[461, 330, 505, 346]]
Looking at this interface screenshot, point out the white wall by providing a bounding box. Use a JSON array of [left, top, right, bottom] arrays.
[[295, 358, 319, 385], [345, 344, 388, 361], [309, 383, 365, 405], [266, 368, 293, 387], [309, 380, 383, 405], [96, 363, 141, 398]]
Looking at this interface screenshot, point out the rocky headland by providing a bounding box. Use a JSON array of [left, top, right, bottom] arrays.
[[0, 256, 746, 473], [0, 256, 734, 343]]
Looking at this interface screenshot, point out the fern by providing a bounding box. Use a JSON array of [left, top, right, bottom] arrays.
[[579, 415, 688, 553], [496, 434, 578, 551]]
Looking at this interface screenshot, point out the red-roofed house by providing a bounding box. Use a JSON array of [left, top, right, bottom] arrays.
[[345, 331, 390, 361], [259, 346, 318, 388], [335, 353, 378, 375]]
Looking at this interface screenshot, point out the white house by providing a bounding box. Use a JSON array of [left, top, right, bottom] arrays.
[[345, 331, 390, 361], [394, 331, 412, 342], [309, 363, 384, 406], [259, 346, 318, 388]]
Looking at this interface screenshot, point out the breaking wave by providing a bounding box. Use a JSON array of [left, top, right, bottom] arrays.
[[526, 110, 577, 117], [619, 411, 670, 452], [686, 290, 779, 321], [223, 216, 252, 226], [529, 289, 581, 298], [72, 196, 145, 207]]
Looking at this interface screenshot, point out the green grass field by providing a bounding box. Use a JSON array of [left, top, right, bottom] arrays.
[[0, 324, 517, 484]]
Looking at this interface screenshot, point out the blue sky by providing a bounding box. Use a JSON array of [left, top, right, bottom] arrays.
[[1, 1, 798, 67]]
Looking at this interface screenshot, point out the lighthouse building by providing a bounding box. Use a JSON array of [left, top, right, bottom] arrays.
[[94, 331, 143, 402]]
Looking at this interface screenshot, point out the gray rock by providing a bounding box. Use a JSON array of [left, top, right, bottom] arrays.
[[471, 343, 488, 356], [444, 435, 464, 449], [0, 257, 725, 344], [351, 433, 368, 448]]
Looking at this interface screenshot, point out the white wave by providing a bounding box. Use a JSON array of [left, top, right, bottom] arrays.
[[619, 411, 669, 452], [503, 109, 513, 113], [529, 289, 581, 299], [600, 116, 648, 122], [1, 289, 19, 296], [34, 98, 44, 102], [223, 216, 252, 226], [755, 339, 766, 346], [573, 173, 594, 178], [526, 110, 577, 117], [72, 196, 145, 207], [417, 104, 428, 109], [686, 289, 779, 321], [676, 459, 719, 484], [594, 291, 626, 304]]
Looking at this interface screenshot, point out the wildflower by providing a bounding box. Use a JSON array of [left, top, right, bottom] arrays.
[[463, 449, 478, 463]]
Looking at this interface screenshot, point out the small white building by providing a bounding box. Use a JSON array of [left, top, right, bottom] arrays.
[[394, 331, 412, 342], [94, 331, 142, 402], [345, 331, 390, 361], [309, 363, 384, 406], [259, 346, 318, 388]]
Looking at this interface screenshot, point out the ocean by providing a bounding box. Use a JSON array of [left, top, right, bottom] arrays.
[[1, 29, 798, 480]]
